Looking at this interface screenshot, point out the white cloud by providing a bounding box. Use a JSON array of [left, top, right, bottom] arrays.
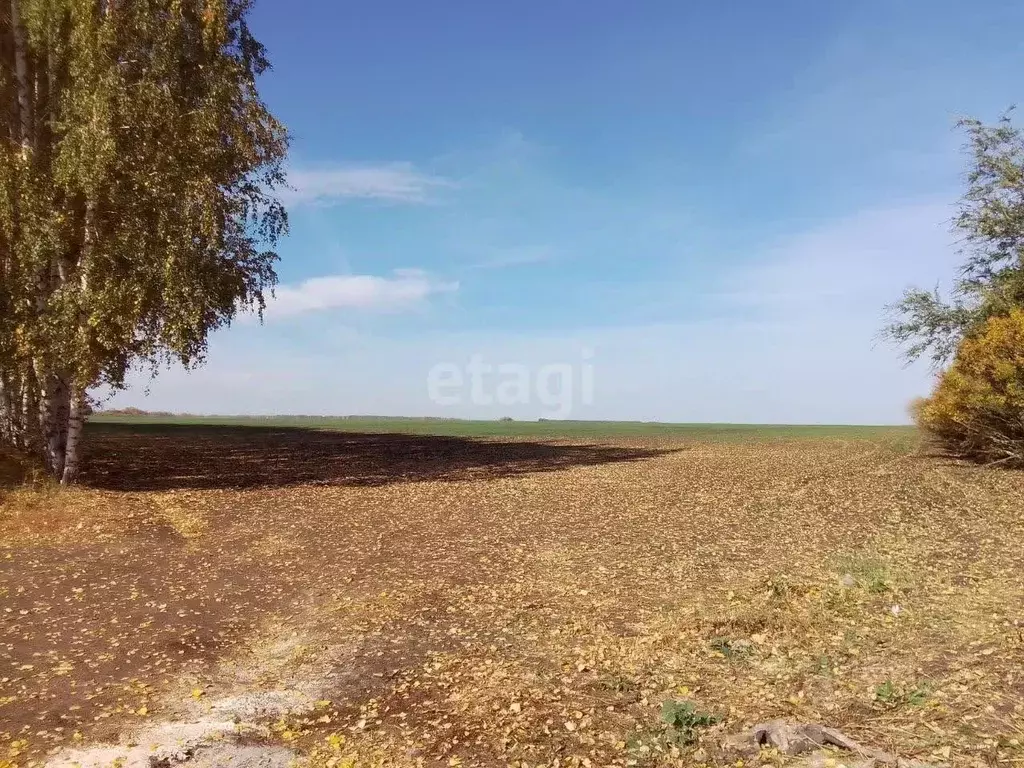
[[110, 200, 956, 425], [284, 163, 451, 205], [265, 269, 458, 318]]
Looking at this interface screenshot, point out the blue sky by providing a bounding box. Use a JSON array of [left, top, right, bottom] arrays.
[[112, 0, 1024, 423]]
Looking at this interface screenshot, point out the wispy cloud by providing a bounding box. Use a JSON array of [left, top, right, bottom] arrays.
[[284, 163, 451, 205], [713, 201, 957, 317], [119, 202, 949, 424], [467, 245, 558, 270], [265, 269, 458, 318]]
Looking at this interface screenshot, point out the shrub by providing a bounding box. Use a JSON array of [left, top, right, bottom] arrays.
[[907, 396, 929, 425], [917, 309, 1024, 466], [659, 700, 719, 746]]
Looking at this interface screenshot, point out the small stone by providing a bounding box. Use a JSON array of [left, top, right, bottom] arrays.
[[839, 573, 857, 588]]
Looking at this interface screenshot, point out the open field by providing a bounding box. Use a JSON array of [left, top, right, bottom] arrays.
[[88, 414, 919, 442], [1, 420, 1023, 767]]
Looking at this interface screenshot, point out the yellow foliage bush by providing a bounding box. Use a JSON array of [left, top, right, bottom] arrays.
[[916, 309, 1024, 465]]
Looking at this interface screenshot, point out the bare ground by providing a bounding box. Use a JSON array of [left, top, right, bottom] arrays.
[[1, 426, 1022, 767]]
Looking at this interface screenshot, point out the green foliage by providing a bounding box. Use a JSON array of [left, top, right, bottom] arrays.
[[874, 679, 898, 705], [892, 115, 1024, 464], [916, 309, 1024, 465], [834, 553, 892, 594], [884, 112, 1024, 367], [814, 654, 834, 677], [0, 0, 287, 481], [709, 636, 753, 659], [658, 700, 719, 746], [874, 679, 932, 709], [907, 683, 932, 707], [597, 674, 639, 693]]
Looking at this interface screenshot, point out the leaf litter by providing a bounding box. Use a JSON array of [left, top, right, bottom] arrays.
[[0, 428, 1022, 767]]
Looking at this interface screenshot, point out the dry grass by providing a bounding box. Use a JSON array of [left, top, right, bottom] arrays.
[[1, 427, 1023, 767]]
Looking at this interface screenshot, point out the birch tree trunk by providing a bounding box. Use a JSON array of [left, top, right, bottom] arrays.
[[57, 197, 98, 484], [20, 379, 35, 453], [34, 364, 64, 476], [60, 388, 85, 485], [0, 377, 10, 447], [9, 0, 33, 152], [0, 0, 288, 482]]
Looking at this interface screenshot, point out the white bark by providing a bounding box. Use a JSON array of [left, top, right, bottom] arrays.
[[0, 377, 10, 446], [0, 373, 22, 448], [10, 0, 33, 152], [55, 199, 97, 484], [60, 389, 85, 485], [20, 380, 32, 451], [33, 363, 64, 476], [54, 375, 70, 459]]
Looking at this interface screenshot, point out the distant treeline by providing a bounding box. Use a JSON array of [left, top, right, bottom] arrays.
[[93, 409, 479, 422], [95, 407, 175, 417]]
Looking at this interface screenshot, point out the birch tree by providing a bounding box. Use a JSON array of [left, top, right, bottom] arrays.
[[883, 112, 1024, 366], [0, 0, 287, 483]]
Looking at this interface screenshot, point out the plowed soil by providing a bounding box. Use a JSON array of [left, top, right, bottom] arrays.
[[1, 424, 1022, 767]]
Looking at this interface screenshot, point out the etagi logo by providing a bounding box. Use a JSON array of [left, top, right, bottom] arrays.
[[426, 350, 594, 419]]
